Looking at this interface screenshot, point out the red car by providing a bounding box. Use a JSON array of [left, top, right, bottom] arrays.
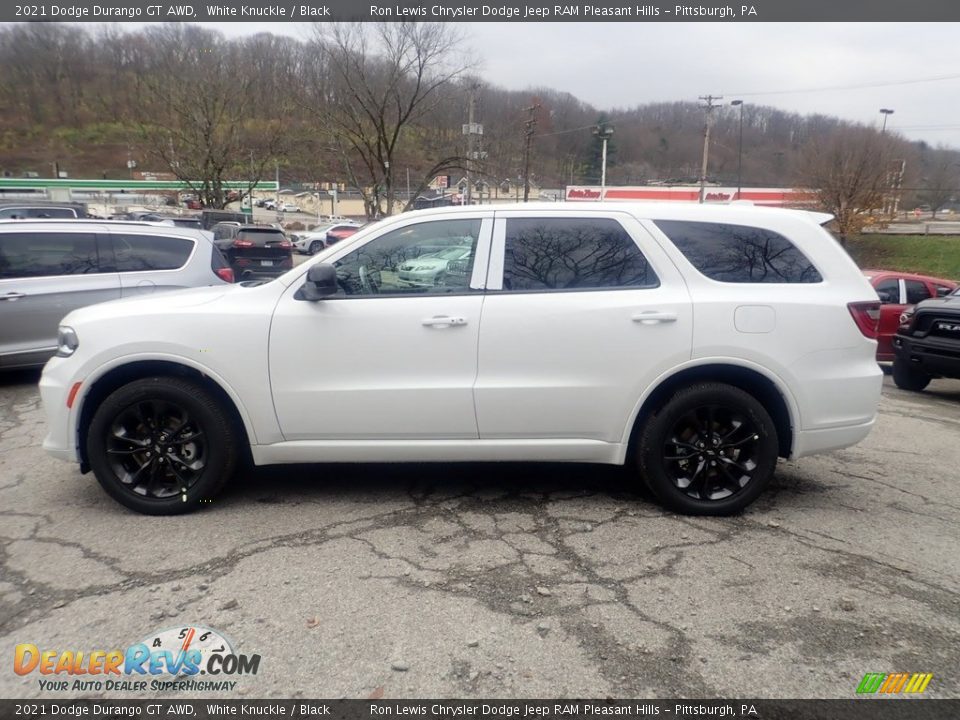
[[325, 225, 362, 246], [864, 270, 957, 361]]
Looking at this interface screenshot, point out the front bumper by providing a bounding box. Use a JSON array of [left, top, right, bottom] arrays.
[[893, 334, 960, 379], [39, 356, 80, 464]]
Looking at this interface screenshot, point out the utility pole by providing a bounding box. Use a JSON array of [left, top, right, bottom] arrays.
[[698, 95, 722, 204], [463, 82, 482, 206], [522, 102, 540, 202]]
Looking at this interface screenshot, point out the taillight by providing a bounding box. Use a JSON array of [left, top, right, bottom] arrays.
[[278, 240, 292, 249], [233, 239, 254, 248], [848, 301, 881, 339], [215, 267, 235, 283]]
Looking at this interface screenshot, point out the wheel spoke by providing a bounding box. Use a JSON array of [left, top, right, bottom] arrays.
[[721, 435, 756, 450], [717, 461, 746, 494], [170, 430, 204, 444]]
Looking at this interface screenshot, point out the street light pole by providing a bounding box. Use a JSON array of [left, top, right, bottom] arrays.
[[731, 100, 744, 200], [880, 108, 894, 134], [593, 123, 615, 200]]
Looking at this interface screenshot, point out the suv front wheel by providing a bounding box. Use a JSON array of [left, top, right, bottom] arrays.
[[86, 377, 237, 515], [891, 358, 931, 392], [637, 383, 779, 516]]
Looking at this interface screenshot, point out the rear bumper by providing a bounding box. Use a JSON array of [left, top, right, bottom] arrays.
[[793, 418, 876, 458], [893, 335, 960, 378]]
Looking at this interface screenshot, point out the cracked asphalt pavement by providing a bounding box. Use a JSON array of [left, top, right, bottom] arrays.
[[2, 370, 959, 699]]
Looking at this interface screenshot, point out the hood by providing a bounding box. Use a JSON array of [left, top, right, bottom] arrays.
[[915, 294, 960, 313], [61, 285, 233, 326]]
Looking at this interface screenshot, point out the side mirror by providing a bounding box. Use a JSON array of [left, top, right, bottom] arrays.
[[300, 263, 338, 301], [937, 286, 952, 297]]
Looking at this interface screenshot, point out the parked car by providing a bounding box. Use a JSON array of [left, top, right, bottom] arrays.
[[0, 202, 86, 219], [211, 224, 292, 281], [293, 222, 363, 255], [864, 270, 957, 361], [891, 287, 960, 391], [397, 245, 474, 287], [1, 220, 232, 369], [325, 225, 362, 247], [40, 203, 882, 516], [279, 202, 300, 213]]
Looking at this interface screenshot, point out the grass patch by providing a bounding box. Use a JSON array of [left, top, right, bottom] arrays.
[[845, 235, 960, 280]]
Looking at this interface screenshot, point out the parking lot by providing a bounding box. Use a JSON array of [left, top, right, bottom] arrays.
[[1, 371, 959, 699]]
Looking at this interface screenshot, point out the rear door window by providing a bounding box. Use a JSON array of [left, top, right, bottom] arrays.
[[654, 220, 822, 283], [500, 217, 658, 292], [111, 234, 194, 272], [904, 280, 932, 305], [0, 232, 100, 278]]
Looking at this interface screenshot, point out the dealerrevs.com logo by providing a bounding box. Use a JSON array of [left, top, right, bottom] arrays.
[[14, 625, 260, 692]]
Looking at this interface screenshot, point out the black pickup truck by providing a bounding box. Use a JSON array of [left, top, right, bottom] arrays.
[[892, 288, 960, 391]]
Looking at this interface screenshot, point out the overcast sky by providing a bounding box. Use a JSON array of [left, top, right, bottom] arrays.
[[118, 22, 960, 148]]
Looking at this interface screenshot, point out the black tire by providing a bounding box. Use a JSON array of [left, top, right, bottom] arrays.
[[892, 358, 931, 392], [309, 240, 323, 255], [86, 377, 237, 515], [637, 383, 779, 516]]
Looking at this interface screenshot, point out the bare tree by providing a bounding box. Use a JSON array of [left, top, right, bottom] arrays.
[[800, 126, 892, 243], [917, 150, 960, 219], [303, 22, 471, 218], [132, 25, 291, 209]]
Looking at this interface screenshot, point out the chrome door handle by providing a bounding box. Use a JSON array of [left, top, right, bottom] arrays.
[[422, 316, 468, 327], [1, 292, 26, 301], [632, 311, 677, 324]]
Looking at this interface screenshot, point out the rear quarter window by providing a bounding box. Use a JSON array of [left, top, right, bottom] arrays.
[[111, 234, 194, 272], [654, 220, 823, 283]]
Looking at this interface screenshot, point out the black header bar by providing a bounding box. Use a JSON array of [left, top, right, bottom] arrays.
[[2, 699, 960, 720], [6, 0, 960, 23]]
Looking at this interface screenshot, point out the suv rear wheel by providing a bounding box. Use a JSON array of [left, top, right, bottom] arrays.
[[86, 377, 237, 515], [637, 383, 779, 516], [309, 240, 323, 255], [891, 358, 931, 392]]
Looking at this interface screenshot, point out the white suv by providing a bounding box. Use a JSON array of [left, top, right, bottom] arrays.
[[39, 203, 883, 516]]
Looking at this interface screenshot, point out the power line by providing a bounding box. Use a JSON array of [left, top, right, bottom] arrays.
[[727, 72, 960, 98]]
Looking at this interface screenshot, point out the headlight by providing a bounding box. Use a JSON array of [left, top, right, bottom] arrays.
[[56, 326, 79, 357], [899, 310, 914, 326]]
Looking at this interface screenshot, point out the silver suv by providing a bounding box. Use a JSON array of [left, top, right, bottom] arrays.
[[0, 220, 233, 369]]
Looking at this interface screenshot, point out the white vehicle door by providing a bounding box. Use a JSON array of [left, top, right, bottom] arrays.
[[475, 210, 693, 442], [269, 213, 493, 440]]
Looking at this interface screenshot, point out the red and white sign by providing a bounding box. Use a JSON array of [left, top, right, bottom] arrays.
[[565, 185, 817, 207]]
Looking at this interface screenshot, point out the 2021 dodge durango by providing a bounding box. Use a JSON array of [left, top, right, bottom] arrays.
[[40, 203, 884, 516]]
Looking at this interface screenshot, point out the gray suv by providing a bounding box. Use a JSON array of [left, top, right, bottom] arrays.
[[0, 220, 233, 369]]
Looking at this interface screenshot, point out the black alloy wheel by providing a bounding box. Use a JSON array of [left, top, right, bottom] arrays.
[[87, 377, 237, 515], [637, 383, 779, 515]]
